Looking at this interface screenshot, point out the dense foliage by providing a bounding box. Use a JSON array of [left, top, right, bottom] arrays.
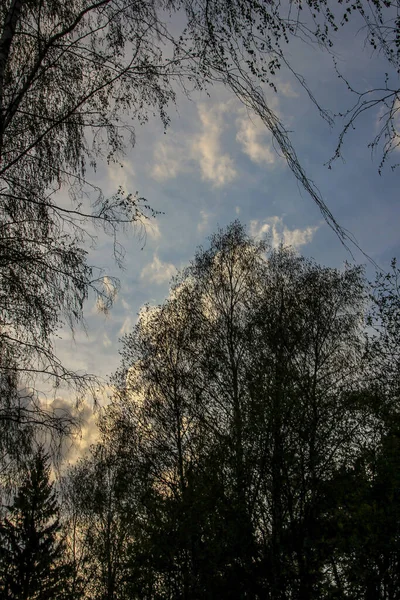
[[35, 223, 398, 600]]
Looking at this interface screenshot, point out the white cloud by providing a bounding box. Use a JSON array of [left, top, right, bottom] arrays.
[[119, 316, 133, 335], [250, 218, 275, 241], [145, 218, 161, 240], [278, 81, 298, 98], [236, 110, 276, 166], [192, 103, 237, 187], [250, 216, 319, 249], [385, 98, 400, 153], [150, 94, 287, 188], [107, 160, 135, 192], [121, 298, 130, 310], [46, 397, 100, 466], [151, 135, 186, 181], [102, 332, 112, 348], [140, 253, 177, 285], [283, 225, 318, 248], [197, 209, 212, 233]]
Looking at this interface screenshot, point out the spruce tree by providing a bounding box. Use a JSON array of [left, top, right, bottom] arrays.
[[0, 448, 70, 599]]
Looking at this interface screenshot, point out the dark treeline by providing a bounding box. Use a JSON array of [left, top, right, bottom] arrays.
[[1, 222, 399, 599]]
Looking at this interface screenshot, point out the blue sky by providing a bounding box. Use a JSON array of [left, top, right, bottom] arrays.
[[51, 8, 400, 430]]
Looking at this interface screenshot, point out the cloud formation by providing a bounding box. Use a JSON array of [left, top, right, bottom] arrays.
[[192, 103, 237, 187], [236, 111, 276, 166], [121, 298, 130, 310], [150, 96, 286, 186], [277, 80, 298, 98], [151, 135, 186, 181], [96, 276, 118, 313], [107, 160, 135, 193], [197, 209, 212, 234], [140, 253, 177, 285], [250, 216, 319, 249], [119, 316, 133, 336], [102, 332, 112, 348], [43, 396, 100, 467], [145, 218, 162, 240]]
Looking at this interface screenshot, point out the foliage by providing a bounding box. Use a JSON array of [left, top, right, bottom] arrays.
[[0, 0, 163, 393], [61, 440, 145, 600], [0, 447, 72, 599], [57, 223, 400, 599], [367, 258, 400, 392], [102, 222, 369, 598]]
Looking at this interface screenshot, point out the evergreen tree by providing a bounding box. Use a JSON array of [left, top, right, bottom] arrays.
[[0, 447, 70, 599]]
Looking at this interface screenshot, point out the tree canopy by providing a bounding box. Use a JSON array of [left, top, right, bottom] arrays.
[[51, 222, 400, 599]]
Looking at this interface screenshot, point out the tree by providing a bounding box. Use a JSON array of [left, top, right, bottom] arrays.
[[331, 259, 400, 599], [107, 222, 368, 598], [0, 0, 163, 393], [61, 439, 146, 600], [0, 447, 71, 599], [330, 414, 400, 600], [322, 0, 400, 173]]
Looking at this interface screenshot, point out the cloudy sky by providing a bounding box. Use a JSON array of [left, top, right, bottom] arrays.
[[51, 7, 400, 433]]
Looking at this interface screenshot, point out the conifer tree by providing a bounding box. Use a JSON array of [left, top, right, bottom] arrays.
[[0, 447, 71, 599]]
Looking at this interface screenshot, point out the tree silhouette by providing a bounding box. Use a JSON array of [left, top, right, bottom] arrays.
[[57, 223, 400, 598], [107, 222, 367, 598], [0, 447, 71, 599]]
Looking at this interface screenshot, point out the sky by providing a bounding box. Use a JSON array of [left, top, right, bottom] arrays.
[[48, 6, 400, 455]]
